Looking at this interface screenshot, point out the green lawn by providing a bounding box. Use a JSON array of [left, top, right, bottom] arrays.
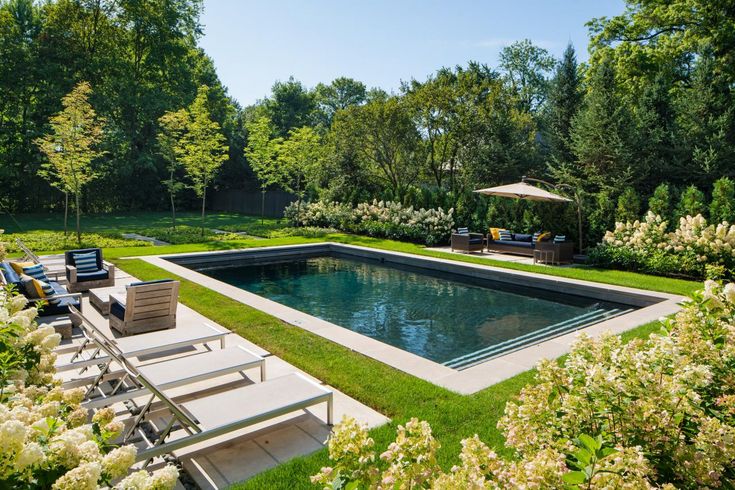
[[115, 258, 671, 490], [3, 211, 701, 487], [0, 211, 288, 237]]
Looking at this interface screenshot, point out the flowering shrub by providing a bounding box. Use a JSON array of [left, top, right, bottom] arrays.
[[589, 212, 735, 279], [285, 200, 454, 246], [313, 281, 735, 488], [0, 290, 178, 489]]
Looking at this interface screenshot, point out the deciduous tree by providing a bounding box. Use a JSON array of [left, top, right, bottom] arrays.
[[244, 116, 285, 222], [36, 81, 105, 246], [157, 109, 188, 230]]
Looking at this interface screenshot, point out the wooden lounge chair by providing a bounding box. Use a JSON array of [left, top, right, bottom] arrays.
[[109, 280, 179, 336], [15, 238, 66, 278], [65, 248, 115, 292], [61, 309, 266, 410]]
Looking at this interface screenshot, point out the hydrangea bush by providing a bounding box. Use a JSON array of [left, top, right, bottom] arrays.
[[0, 289, 178, 489], [589, 212, 735, 279], [284, 200, 454, 246], [313, 281, 735, 488]]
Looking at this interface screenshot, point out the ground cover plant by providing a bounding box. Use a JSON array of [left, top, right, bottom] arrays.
[[113, 257, 687, 490], [134, 225, 243, 244], [1, 231, 150, 254], [590, 212, 735, 280]]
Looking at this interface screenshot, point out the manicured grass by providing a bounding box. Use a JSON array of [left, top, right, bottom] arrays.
[[114, 258, 672, 490], [0, 211, 287, 237]]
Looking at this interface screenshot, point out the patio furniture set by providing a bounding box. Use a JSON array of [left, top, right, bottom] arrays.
[[2, 241, 335, 475], [450, 227, 574, 264]]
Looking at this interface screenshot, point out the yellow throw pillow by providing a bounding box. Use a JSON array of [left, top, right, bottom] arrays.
[[537, 232, 551, 242], [489, 228, 505, 240], [19, 274, 46, 299], [10, 261, 34, 275]]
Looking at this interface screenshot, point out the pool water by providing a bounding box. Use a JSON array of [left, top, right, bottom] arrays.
[[198, 255, 631, 369]]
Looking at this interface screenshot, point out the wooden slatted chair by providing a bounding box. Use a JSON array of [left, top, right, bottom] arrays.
[[108, 279, 180, 336]]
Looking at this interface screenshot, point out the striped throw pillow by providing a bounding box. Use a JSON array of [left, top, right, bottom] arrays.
[[532, 231, 542, 244], [38, 279, 60, 305], [22, 263, 49, 283], [72, 252, 99, 273], [457, 227, 469, 234], [553, 235, 566, 243], [498, 230, 512, 241]]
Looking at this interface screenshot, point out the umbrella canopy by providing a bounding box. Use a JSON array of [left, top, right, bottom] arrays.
[[474, 182, 571, 202]]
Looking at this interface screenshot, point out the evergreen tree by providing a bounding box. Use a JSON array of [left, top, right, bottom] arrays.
[[545, 43, 582, 168], [616, 187, 641, 223], [709, 177, 735, 224], [588, 190, 616, 243], [571, 57, 635, 191], [647, 183, 673, 223], [674, 185, 706, 222]]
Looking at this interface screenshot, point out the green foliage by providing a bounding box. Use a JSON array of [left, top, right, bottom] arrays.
[[157, 109, 189, 229], [177, 85, 229, 234], [499, 39, 556, 113], [135, 226, 241, 244], [2, 232, 148, 254], [615, 187, 641, 223], [709, 177, 735, 224], [262, 77, 317, 136], [647, 183, 673, 223], [544, 43, 582, 168], [675, 185, 706, 222]]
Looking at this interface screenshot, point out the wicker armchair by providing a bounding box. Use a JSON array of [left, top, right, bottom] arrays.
[[451, 227, 485, 253]]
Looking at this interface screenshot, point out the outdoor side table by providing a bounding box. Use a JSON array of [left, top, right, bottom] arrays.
[[38, 314, 73, 340], [533, 249, 555, 265], [89, 285, 127, 315]]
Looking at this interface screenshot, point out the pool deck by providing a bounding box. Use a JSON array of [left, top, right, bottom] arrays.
[[49, 261, 387, 489], [134, 242, 686, 395]]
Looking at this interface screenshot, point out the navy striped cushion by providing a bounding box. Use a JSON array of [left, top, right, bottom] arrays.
[[498, 230, 512, 241], [39, 280, 60, 305], [457, 227, 469, 234], [72, 252, 99, 273], [22, 263, 49, 283], [553, 235, 566, 243], [532, 231, 541, 244]]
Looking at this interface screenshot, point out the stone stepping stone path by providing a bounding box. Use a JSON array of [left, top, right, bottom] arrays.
[[211, 229, 265, 239], [122, 233, 170, 246]]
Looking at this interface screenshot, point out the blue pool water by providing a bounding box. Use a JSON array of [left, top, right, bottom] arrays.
[[198, 255, 631, 369]]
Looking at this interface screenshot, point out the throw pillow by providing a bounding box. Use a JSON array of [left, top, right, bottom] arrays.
[[20, 274, 45, 299], [537, 232, 551, 242], [72, 252, 99, 273], [489, 228, 503, 240], [553, 235, 566, 243], [10, 261, 34, 275], [498, 229, 512, 241], [21, 263, 49, 283]]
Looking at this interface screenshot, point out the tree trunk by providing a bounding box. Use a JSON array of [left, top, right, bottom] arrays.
[[75, 193, 81, 247], [64, 192, 69, 237], [261, 189, 266, 224], [201, 187, 206, 237], [170, 186, 177, 231]]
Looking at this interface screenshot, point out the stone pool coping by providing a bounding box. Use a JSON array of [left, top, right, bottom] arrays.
[[135, 243, 685, 394]]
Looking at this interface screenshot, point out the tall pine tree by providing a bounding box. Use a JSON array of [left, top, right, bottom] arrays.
[[545, 43, 582, 169]]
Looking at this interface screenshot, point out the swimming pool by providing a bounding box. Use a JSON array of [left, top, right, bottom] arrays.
[[190, 253, 632, 370]]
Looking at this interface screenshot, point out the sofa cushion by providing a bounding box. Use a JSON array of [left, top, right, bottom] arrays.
[[1, 262, 21, 285], [468, 238, 483, 245], [514, 233, 533, 242], [65, 248, 103, 270], [76, 269, 110, 282], [35, 281, 78, 315], [127, 279, 173, 288], [110, 301, 126, 321], [498, 240, 533, 249]]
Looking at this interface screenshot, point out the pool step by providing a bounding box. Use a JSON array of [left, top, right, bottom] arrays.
[[443, 307, 633, 370]]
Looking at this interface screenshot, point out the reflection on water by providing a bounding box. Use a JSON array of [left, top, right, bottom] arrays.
[[200, 256, 619, 364]]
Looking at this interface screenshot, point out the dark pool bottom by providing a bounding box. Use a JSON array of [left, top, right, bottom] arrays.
[[195, 255, 633, 370]]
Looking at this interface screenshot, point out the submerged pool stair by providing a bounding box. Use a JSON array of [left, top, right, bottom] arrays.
[[442, 307, 633, 370]]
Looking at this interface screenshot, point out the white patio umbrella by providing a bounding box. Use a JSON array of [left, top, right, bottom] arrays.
[[473, 182, 571, 202], [474, 179, 582, 251]]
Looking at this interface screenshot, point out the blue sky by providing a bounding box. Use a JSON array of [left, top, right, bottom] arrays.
[[199, 1, 625, 107]]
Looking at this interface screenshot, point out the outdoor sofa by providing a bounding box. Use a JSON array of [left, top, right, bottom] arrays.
[[486, 231, 574, 264], [0, 261, 82, 317], [65, 248, 115, 292]]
